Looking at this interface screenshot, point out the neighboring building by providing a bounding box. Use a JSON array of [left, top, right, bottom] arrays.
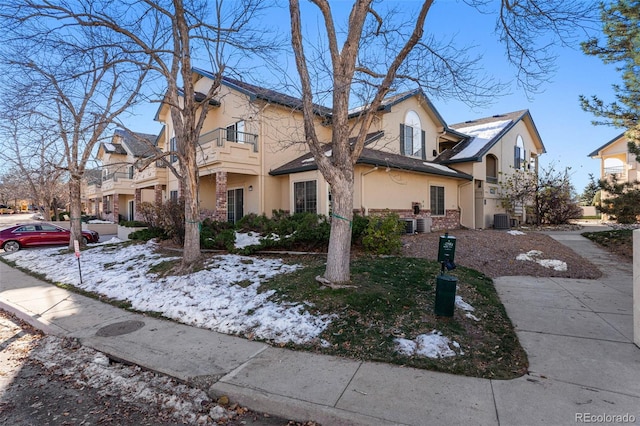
[[588, 133, 640, 221], [94, 129, 158, 222], [85, 69, 546, 230], [589, 133, 639, 186]]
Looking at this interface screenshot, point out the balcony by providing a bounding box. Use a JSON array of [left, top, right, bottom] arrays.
[[84, 183, 102, 200], [133, 162, 168, 187], [195, 128, 260, 174], [605, 165, 625, 175], [101, 171, 135, 194]]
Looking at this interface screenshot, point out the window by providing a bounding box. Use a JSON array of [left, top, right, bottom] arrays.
[[430, 186, 445, 216], [294, 180, 317, 214], [170, 190, 178, 202], [128, 165, 134, 179], [226, 120, 245, 143], [514, 135, 525, 170], [400, 111, 425, 158], [170, 137, 178, 163], [486, 154, 498, 183]]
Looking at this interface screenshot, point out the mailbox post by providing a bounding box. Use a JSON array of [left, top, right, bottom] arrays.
[[435, 232, 457, 317]]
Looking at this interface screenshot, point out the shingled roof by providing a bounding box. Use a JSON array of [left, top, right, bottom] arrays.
[[437, 110, 532, 164], [269, 131, 472, 180], [115, 129, 158, 158]]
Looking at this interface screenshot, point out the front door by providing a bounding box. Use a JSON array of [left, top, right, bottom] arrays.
[[227, 188, 243, 223], [128, 200, 135, 221]]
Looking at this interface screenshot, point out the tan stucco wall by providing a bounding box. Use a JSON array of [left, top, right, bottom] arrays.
[[365, 95, 443, 162]]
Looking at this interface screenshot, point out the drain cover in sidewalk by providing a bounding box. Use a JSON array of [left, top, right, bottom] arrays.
[[96, 320, 145, 337]]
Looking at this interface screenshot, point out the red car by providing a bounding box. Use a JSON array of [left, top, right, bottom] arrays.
[[0, 223, 100, 252]]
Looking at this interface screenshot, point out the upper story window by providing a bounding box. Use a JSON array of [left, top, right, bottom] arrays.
[[170, 137, 178, 163], [227, 120, 245, 143], [400, 111, 424, 159], [514, 135, 526, 170], [486, 154, 498, 183]]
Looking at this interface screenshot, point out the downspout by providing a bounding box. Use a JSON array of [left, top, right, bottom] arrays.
[[457, 180, 473, 229], [360, 166, 378, 215]]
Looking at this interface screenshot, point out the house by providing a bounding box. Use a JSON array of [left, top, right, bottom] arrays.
[[588, 133, 640, 220], [94, 129, 158, 222], [87, 69, 546, 230], [589, 133, 639, 185]]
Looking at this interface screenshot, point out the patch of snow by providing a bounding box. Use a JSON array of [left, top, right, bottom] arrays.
[[87, 219, 114, 224], [507, 230, 526, 235], [422, 162, 457, 173], [455, 295, 475, 312], [394, 331, 460, 358], [451, 119, 512, 160], [5, 240, 332, 344], [32, 335, 236, 424], [516, 250, 567, 271], [234, 232, 261, 249]]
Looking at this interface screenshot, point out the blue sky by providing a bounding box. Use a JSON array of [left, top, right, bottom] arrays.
[[128, 1, 621, 194]]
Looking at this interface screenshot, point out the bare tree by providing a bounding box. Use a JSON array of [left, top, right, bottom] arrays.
[[288, 0, 597, 285], [0, 18, 150, 249], [3, 0, 278, 268], [0, 114, 67, 221]]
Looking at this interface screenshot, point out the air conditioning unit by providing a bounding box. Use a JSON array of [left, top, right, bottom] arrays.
[[402, 218, 416, 234], [416, 217, 432, 233]]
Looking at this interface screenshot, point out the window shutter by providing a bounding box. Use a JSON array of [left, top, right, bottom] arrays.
[[421, 130, 426, 160], [399, 124, 405, 155]]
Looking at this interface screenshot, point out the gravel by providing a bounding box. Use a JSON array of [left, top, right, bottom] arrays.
[[401, 228, 603, 279]]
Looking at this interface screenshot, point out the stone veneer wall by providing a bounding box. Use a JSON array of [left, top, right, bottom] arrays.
[[365, 208, 461, 231]]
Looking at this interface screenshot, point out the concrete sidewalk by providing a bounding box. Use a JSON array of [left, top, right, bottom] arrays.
[[1, 229, 639, 425]]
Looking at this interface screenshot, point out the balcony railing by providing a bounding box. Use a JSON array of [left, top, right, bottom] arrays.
[[605, 165, 625, 175], [198, 128, 259, 152], [102, 171, 131, 182]]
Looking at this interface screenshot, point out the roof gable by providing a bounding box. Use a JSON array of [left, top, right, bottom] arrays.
[[440, 110, 544, 163], [588, 132, 626, 157]]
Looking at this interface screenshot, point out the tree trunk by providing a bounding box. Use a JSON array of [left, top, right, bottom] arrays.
[[68, 177, 83, 250], [323, 171, 353, 284], [181, 138, 201, 267]]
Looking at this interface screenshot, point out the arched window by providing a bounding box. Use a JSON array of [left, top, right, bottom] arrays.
[[486, 154, 498, 183], [514, 135, 526, 169], [400, 110, 424, 158]]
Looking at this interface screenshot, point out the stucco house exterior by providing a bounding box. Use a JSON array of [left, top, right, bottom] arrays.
[[91, 129, 158, 222], [589, 133, 639, 186], [588, 133, 640, 221], [87, 68, 546, 230]]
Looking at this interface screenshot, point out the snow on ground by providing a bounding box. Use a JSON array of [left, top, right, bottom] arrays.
[[393, 296, 478, 358], [507, 230, 526, 236], [234, 232, 261, 249], [87, 219, 114, 224], [32, 335, 231, 424], [394, 331, 461, 358], [5, 240, 333, 344], [455, 296, 480, 322], [516, 250, 568, 271]]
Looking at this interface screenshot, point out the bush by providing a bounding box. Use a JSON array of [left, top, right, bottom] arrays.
[[200, 218, 236, 250], [129, 227, 166, 241], [362, 212, 404, 255], [131, 199, 185, 244], [351, 213, 369, 244], [119, 220, 149, 227]]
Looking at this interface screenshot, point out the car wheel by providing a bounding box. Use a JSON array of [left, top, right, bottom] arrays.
[[82, 236, 89, 245], [3, 241, 20, 252]]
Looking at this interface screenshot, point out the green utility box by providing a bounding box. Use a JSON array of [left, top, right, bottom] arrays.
[[434, 274, 458, 317], [437, 233, 457, 263]]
